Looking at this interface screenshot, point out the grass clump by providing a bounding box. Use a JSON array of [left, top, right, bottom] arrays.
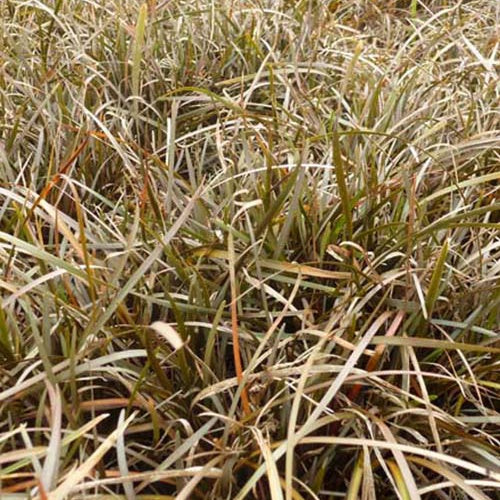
[[0, 0, 499, 498]]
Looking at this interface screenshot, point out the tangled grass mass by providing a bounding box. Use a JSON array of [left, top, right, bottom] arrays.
[[0, 0, 499, 498]]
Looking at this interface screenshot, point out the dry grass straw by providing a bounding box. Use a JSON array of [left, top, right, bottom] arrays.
[[0, 0, 499, 498]]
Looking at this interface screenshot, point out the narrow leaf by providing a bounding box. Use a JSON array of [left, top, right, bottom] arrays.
[[132, 3, 148, 99], [425, 239, 449, 317]]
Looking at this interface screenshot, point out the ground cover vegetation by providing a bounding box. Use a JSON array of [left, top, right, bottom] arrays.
[[0, 0, 499, 498]]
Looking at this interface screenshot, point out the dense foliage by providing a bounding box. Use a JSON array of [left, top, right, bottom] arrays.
[[0, 1, 499, 498]]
